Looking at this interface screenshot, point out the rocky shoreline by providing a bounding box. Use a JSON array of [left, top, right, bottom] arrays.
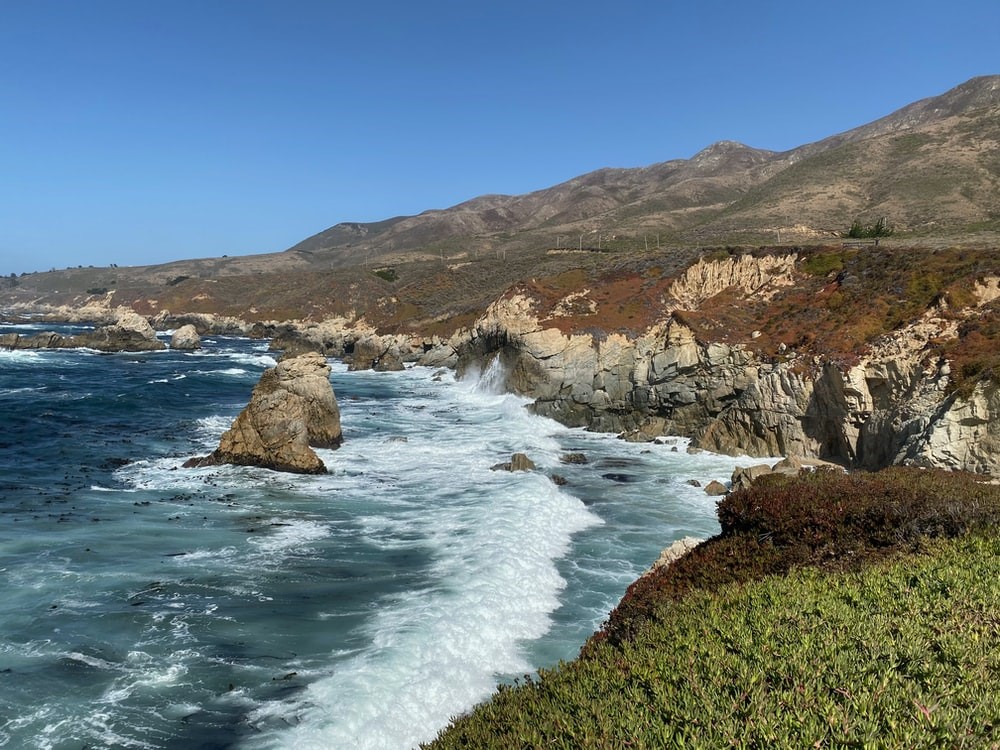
[[4, 253, 999, 477]]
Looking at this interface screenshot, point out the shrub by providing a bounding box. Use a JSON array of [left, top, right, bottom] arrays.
[[596, 468, 1000, 648], [847, 216, 895, 238], [374, 267, 398, 283]]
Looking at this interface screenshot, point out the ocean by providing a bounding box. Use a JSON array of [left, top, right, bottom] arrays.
[[0, 322, 752, 749]]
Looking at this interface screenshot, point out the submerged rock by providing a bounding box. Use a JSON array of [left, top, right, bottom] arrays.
[[185, 352, 342, 474], [491, 452, 537, 472]]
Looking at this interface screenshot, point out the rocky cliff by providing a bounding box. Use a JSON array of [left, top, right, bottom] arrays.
[[8, 246, 998, 476], [451, 253, 1000, 476]]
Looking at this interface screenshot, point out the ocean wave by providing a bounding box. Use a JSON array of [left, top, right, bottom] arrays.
[[245, 473, 599, 750]]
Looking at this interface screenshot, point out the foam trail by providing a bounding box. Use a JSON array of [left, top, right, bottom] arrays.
[[246, 476, 597, 750]]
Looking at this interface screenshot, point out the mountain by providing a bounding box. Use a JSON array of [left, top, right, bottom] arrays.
[[285, 75, 1000, 263], [3, 75, 998, 321]]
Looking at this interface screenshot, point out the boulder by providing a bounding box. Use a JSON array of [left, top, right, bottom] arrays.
[[491, 452, 537, 472], [185, 352, 342, 474], [730, 463, 776, 492], [348, 334, 406, 372], [170, 324, 201, 350], [771, 455, 804, 476], [704, 480, 728, 496]]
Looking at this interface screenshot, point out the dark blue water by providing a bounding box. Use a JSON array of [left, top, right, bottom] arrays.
[[0, 324, 748, 749]]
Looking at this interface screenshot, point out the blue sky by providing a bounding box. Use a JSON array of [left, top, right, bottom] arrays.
[[1, 1, 997, 275]]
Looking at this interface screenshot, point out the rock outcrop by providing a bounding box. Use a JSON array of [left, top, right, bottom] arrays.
[[170, 324, 201, 350], [186, 352, 342, 474], [898, 380, 1000, 475], [0, 307, 165, 352], [348, 334, 405, 372], [454, 256, 1000, 476], [265, 316, 463, 371], [643, 536, 703, 577]]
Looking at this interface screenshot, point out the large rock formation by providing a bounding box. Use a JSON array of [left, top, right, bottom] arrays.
[[265, 316, 462, 371], [454, 257, 1000, 476], [0, 307, 164, 352], [186, 352, 342, 474]]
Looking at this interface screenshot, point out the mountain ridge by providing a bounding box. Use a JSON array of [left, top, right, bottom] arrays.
[[3, 75, 998, 314], [282, 75, 998, 266]]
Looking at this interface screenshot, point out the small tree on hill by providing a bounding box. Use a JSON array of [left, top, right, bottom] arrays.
[[847, 216, 894, 239]]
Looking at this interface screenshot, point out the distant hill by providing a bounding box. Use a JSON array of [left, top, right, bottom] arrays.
[[4, 75, 998, 323], [283, 74, 1000, 263]]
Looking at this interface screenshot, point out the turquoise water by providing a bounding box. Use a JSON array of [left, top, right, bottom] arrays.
[[0, 325, 750, 749]]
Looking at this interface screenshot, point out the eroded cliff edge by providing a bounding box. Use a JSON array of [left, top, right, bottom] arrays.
[[448, 251, 1000, 475], [7, 246, 999, 475]]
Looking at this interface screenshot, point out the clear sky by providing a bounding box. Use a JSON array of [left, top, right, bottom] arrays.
[[1, 0, 997, 275]]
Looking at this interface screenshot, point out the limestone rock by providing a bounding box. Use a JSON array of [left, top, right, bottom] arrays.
[[170, 324, 201, 350], [900, 380, 1000, 474], [186, 352, 342, 474], [644, 536, 703, 577]]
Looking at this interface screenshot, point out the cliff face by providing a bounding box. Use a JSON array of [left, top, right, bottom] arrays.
[[11, 247, 996, 475], [454, 255, 1000, 475]]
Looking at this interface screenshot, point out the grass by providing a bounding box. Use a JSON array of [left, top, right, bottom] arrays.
[[426, 468, 1000, 749]]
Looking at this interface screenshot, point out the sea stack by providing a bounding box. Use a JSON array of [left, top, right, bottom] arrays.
[[186, 352, 342, 474]]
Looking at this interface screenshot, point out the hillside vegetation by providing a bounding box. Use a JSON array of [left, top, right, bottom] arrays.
[[426, 469, 1000, 748]]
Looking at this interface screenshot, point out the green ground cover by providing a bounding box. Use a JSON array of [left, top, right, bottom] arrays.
[[427, 469, 1000, 749]]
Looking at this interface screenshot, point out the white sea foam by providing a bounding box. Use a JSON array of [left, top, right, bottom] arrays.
[[248, 474, 597, 750], [0, 385, 44, 394], [210, 367, 249, 377], [241, 365, 602, 750], [247, 519, 331, 560], [0, 349, 42, 363], [225, 352, 277, 368]]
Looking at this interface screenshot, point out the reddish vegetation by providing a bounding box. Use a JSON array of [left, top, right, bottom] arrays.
[[498, 246, 1000, 395], [590, 467, 1000, 653]]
